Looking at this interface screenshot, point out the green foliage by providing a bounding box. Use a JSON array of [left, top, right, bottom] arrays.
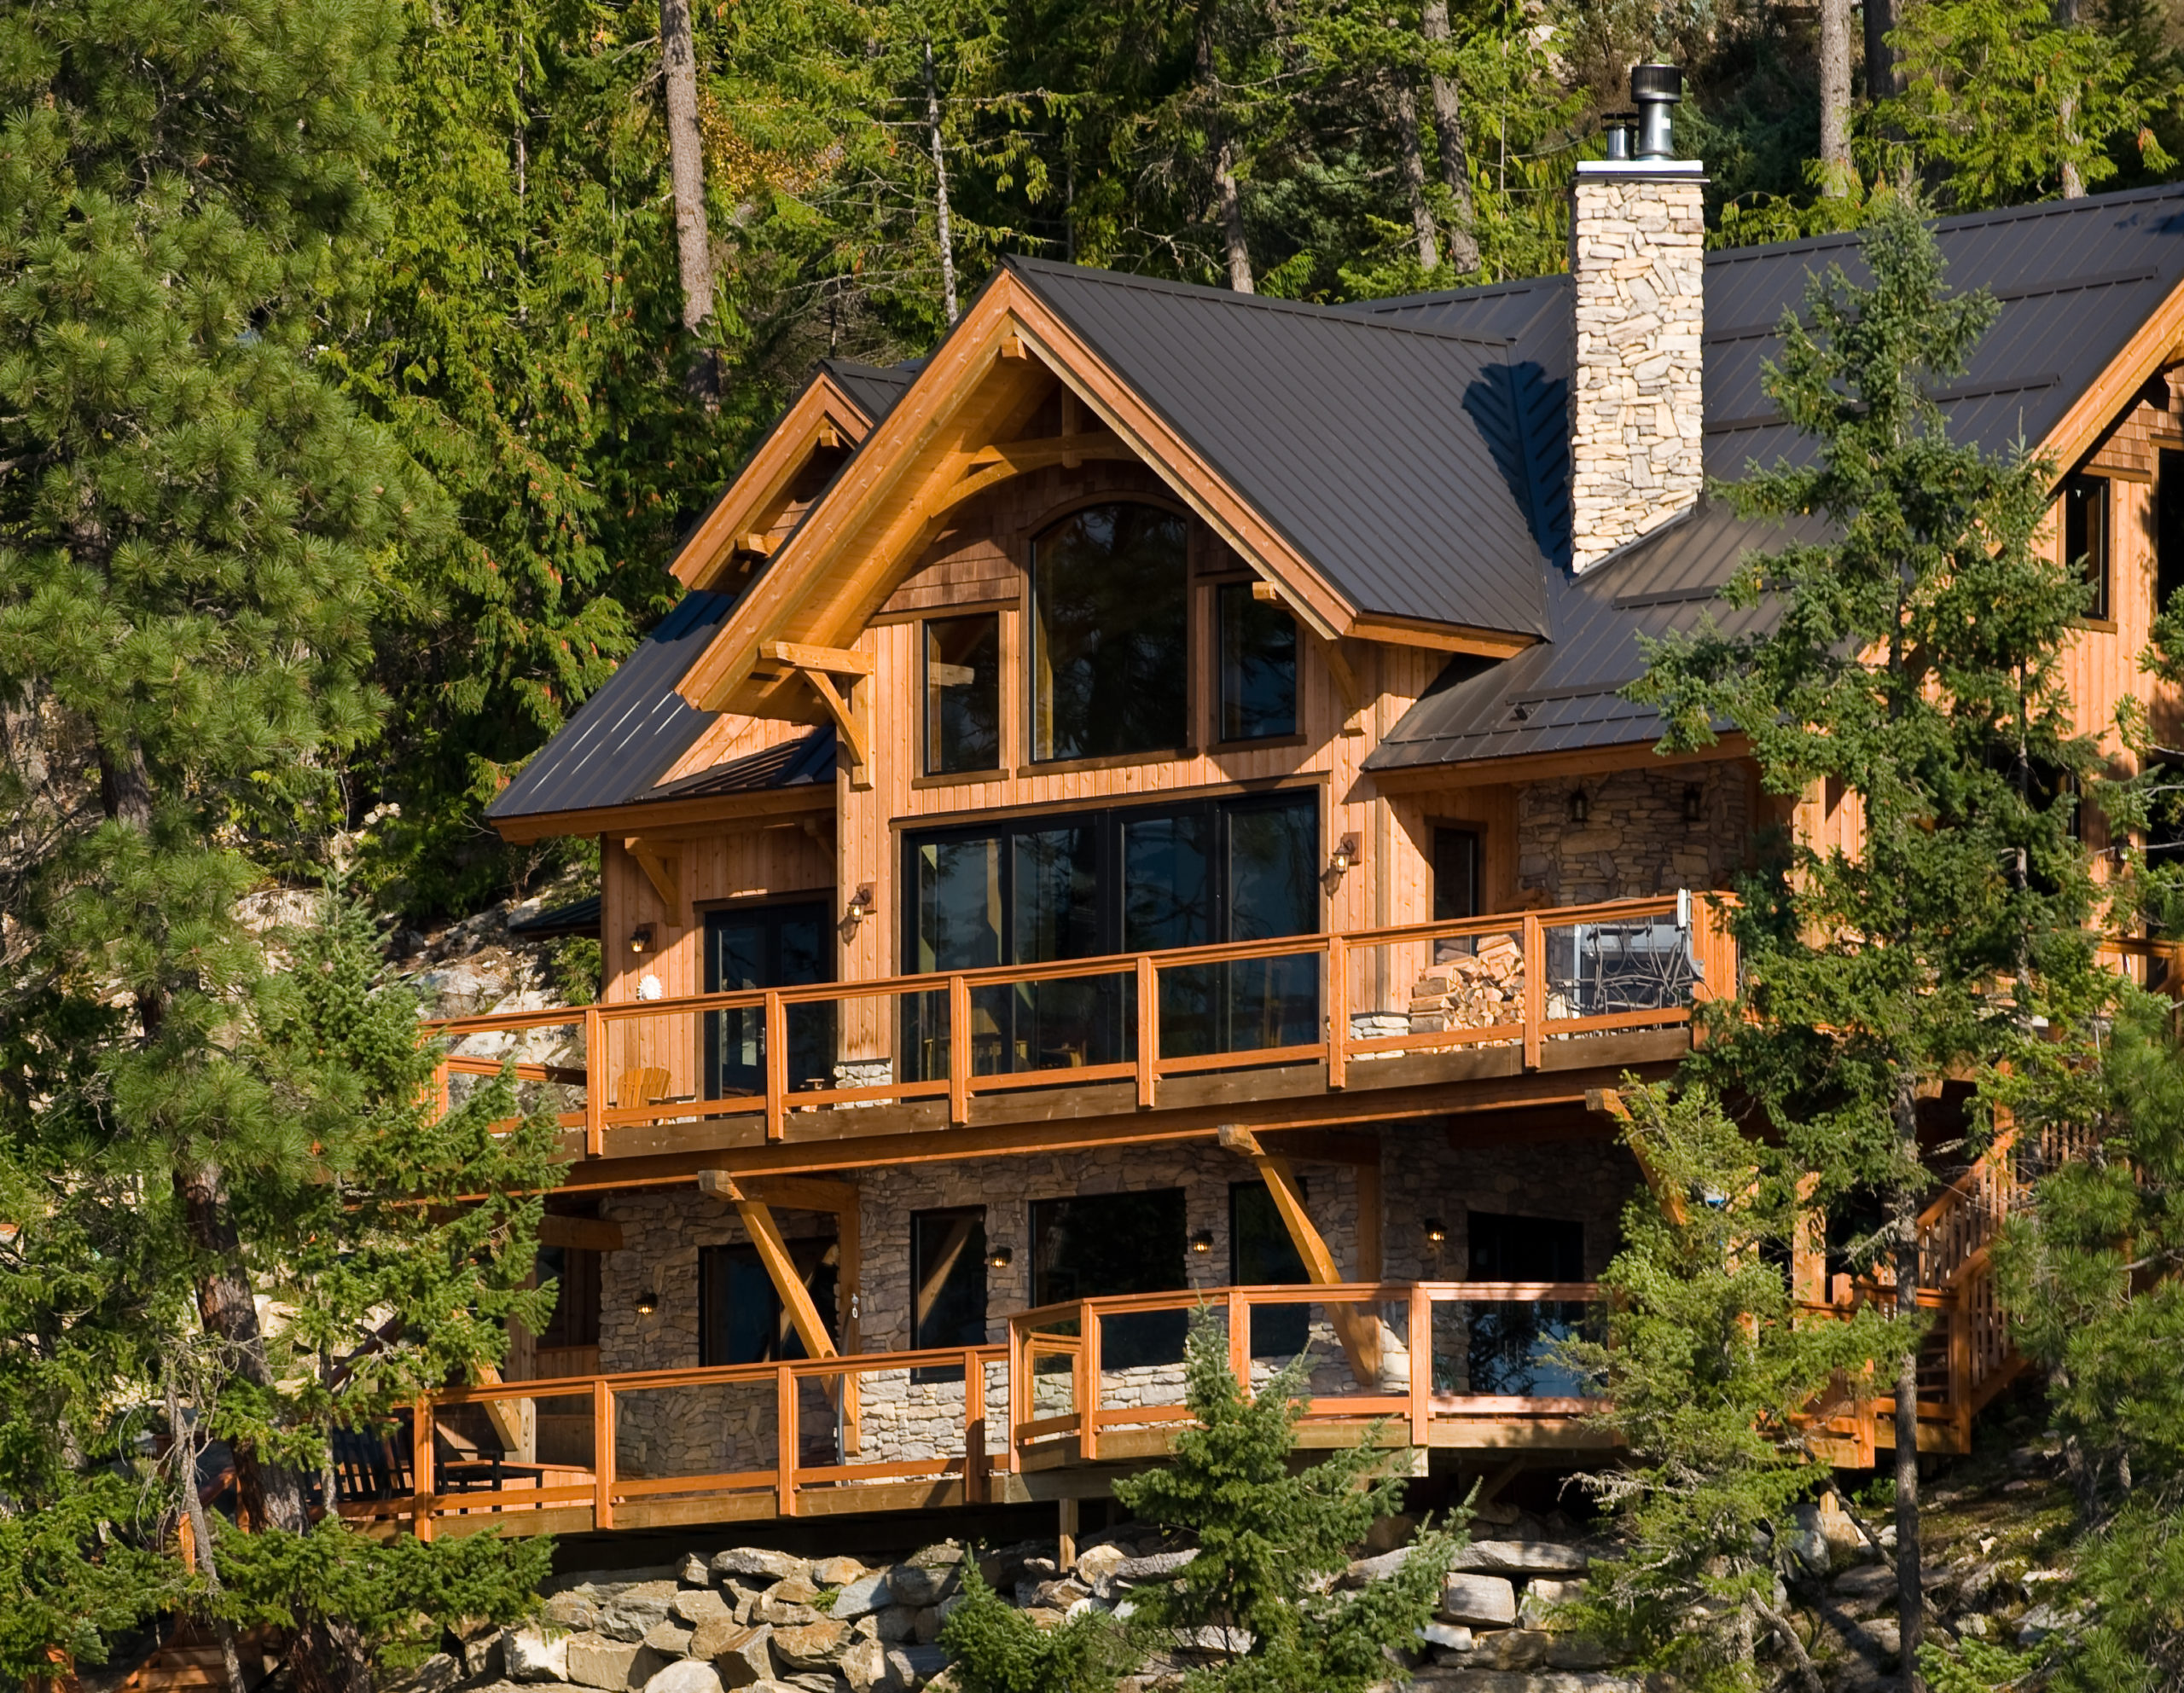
[[1111, 1307, 1461, 1692], [1569, 1083, 1896, 1689], [554, 936, 603, 1006], [1917, 1632, 2041, 1692], [1876, 0, 2176, 210], [938, 1559, 1141, 1693]]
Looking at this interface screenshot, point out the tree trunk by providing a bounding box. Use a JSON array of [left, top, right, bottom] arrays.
[[1390, 74, 1439, 272], [1819, 0, 1854, 194], [1420, 0, 1479, 274], [924, 37, 959, 324], [1864, 0, 1897, 102], [166, 1371, 247, 1693], [1195, 0, 1252, 293], [659, 0, 716, 399], [1892, 1072, 1925, 1693]]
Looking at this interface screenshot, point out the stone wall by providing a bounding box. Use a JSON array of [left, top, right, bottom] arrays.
[[1516, 759, 1747, 907], [1568, 161, 1706, 571]]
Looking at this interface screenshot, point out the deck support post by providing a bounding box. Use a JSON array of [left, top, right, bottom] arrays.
[[1217, 1123, 1381, 1383], [697, 1171, 840, 1362], [1057, 1496, 1079, 1568]]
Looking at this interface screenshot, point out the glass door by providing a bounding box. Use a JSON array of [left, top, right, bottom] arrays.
[[702, 900, 833, 1099]]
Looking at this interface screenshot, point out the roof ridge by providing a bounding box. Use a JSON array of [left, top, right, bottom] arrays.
[[1705, 178, 2184, 270]]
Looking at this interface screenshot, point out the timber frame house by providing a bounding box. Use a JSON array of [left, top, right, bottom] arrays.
[[351, 157, 2184, 1546]]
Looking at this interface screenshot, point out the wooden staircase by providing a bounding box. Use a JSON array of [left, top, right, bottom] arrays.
[[112, 1626, 276, 1693]]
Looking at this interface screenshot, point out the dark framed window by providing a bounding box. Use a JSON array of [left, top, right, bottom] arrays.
[[702, 900, 834, 1099], [1461, 1213, 1588, 1398], [1031, 1189, 1188, 1366], [2065, 474, 2111, 623], [1217, 583, 1298, 741], [2161, 449, 2184, 615], [1467, 1212, 1583, 1280], [911, 1207, 989, 1352], [1432, 826, 1481, 922], [925, 613, 1002, 774], [1031, 502, 1189, 761], [699, 1239, 838, 1365], [1230, 1181, 1310, 1356], [903, 791, 1320, 1081]]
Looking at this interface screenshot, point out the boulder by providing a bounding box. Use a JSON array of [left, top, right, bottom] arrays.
[[1545, 1634, 1612, 1670], [812, 1556, 868, 1586], [1518, 1579, 1586, 1628], [870, 1607, 918, 1644], [905, 1542, 965, 1568], [1093, 1549, 1195, 1602], [713, 1550, 807, 1586], [597, 1592, 677, 1644], [1343, 1549, 1414, 1587], [688, 1616, 754, 1661], [462, 1632, 507, 1679], [507, 1628, 571, 1684], [830, 1571, 895, 1620], [1452, 1542, 1589, 1576], [770, 1620, 851, 1669], [565, 1638, 643, 1691], [641, 1622, 694, 1657], [1072, 1545, 1130, 1590], [838, 1638, 889, 1693], [2018, 1602, 2086, 1648], [911, 1607, 944, 1645], [885, 1645, 951, 1689], [1173, 1625, 1256, 1655], [675, 1591, 734, 1627], [679, 1555, 713, 1588], [1364, 1514, 1419, 1555], [544, 1596, 601, 1632], [1466, 1629, 1550, 1671], [1439, 1574, 1518, 1628], [752, 1596, 819, 1628], [390, 1653, 462, 1693], [1407, 1674, 1639, 1692], [887, 1564, 958, 1608], [1418, 1623, 1472, 1653], [639, 1664, 723, 1693], [705, 1625, 775, 1689]]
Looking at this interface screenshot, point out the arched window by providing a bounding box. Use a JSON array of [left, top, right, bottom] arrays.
[[1030, 502, 1188, 761]]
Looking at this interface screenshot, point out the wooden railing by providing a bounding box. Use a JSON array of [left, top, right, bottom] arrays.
[[428, 892, 1737, 1155]]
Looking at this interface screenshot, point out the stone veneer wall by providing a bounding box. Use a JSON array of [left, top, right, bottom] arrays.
[[1517, 759, 1747, 907], [1568, 162, 1706, 571]]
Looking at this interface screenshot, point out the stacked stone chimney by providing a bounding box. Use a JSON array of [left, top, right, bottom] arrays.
[[1568, 65, 1707, 572]]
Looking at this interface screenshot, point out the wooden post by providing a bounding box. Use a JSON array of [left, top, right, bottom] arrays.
[[764, 990, 787, 1140], [1057, 1496, 1079, 1568], [1077, 1300, 1097, 1462], [1949, 1295, 1972, 1452], [1355, 1154, 1382, 1283], [1326, 935, 1347, 1091], [583, 1006, 604, 1157], [948, 973, 972, 1124], [1408, 1284, 1432, 1446], [777, 1364, 799, 1516], [1136, 954, 1158, 1109], [963, 1347, 985, 1504], [593, 1377, 614, 1529], [412, 1397, 434, 1542], [1228, 1285, 1249, 1394], [1522, 912, 1544, 1070]]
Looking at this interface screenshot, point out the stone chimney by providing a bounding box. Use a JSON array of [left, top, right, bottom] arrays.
[[1568, 64, 1706, 572]]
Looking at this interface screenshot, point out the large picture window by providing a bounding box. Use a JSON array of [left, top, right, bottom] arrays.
[[1031, 503, 1189, 761], [1031, 1189, 1188, 1366], [699, 1239, 837, 1365], [1217, 583, 1298, 740], [904, 791, 1320, 1081], [925, 612, 1002, 774]]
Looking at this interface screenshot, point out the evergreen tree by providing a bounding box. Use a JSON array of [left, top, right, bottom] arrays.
[[0, 1, 559, 1682], [1632, 193, 2109, 1690], [1571, 1083, 1896, 1691], [937, 1561, 1141, 1693], [1108, 1308, 1462, 1692]]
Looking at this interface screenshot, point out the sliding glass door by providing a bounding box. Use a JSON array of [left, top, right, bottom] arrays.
[[702, 900, 834, 1099]]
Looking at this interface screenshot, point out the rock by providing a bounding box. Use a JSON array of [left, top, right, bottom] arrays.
[[887, 1565, 957, 1608], [1065, 1597, 1108, 1622], [2018, 1602, 2085, 1647], [463, 1634, 508, 1679], [706, 1625, 775, 1689], [975, 1543, 1054, 1589], [1830, 1564, 1898, 1614], [545, 1596, 602, 1632], [838, 1638, 889, 1693], [770, 1621, 851, 1669], [676, 1591, 734, 1627], [1029, 1579, 1089, 1611], [1439, 1574, 1519, 1628], [1365, 1514, 1418, 1555], [714, 1550, 808, 1586], [507, 1628, 571, 1684], [907, 1542, 965, 1568], [752, 1597, 819, 1629], [391, 1653, 462, 1693], [1519, 1579, 1586, 1628], [1452, 1542, 1589, 1576], [1956, 1612, 1991, 1640], [777, 1676, 835, 1693], [1419, 1622, 1472, 1653], [911, 1607, 944, 1645], [885, 1645, 950, 1689], [831, 1571, 895, 1620], [1465, 1629, 1550, 1671], [1784, 1505, 1833, 1576], [1072, 1545, 1131, 1589], [1407, 1674, 1640, 1692], [812, 1556, 868, 1586], [642, 1622, 694, 1656], [1173, 1625, 1256, 1655], [1094, 1549, 1196, 1601], [870, 1607, 918, 1644], [597, 1591, 678, 1644], [1344, 1549, 1415, 1587], [639, 1664, 723, 1693], [565, 1639, 641, 1690], [1545, 1634, 1611, 1670], [680, 1555, 714, 1588]]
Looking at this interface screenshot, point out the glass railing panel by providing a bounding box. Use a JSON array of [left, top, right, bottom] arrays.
[[611, 1377, 778, 1487], [1427, 1297, 1600, 1398]]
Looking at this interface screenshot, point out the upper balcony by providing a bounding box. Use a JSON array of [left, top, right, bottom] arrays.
[[433, 892, 1737, 1180]]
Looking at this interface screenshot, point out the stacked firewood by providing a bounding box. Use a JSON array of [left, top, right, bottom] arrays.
[[1407, 933, 1525, 1033]]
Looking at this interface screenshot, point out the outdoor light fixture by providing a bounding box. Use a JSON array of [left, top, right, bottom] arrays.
[[1683, 785, 1705, 824], [628, 923, 654, 955], [635, 1289, 659, 1315], [1568, 788, 1589, 825], [986, 1245, 1014, 1270], [1423, 1217, 1448, 1245], [839, 884, 875, 942], [1321, 834, 1362, 892], [1189, 1230, 1216, 1255]]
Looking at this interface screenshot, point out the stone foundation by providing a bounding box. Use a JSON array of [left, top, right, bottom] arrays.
[[1517, 760, 1747, 907]]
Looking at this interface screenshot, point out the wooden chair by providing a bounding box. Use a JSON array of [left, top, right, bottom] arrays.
[[612, 1066, 671, 1109]]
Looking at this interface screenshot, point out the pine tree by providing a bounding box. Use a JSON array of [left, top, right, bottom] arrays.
[[0, 1, 560, 1683], [1107, 1308, 1462, 1692], [1571, 1083, 1897, 1691], [1632, 192, 2108, 1690]]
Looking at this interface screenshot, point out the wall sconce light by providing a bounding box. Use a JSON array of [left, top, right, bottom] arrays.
[[1188, 1229, 1216, 1255], [1422, 1217, 1448, 1245], [1682, 785, 1704, 824], [1568, 788, 1589, 825], [635, 1289, 659, 1315], [839, 884, 875, 942], [628, 923, 654, 955], [985, 1245, 1014, 1270], [1321, 834, 1362, 892]]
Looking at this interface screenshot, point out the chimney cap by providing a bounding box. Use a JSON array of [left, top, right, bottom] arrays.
[[1630, 62, 1683, 103]]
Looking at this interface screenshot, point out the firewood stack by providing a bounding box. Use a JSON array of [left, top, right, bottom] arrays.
[[1408, 932, 1525, 1033]]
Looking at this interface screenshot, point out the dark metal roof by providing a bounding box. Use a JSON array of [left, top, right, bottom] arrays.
[[1008, 256, 1557, 637], [487, 591, 736, 820], [508, 893, 602, 939], [650, 726, 834, 800], [820, 358, 921, 423]]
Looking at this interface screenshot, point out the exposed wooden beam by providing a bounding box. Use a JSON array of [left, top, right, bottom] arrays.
[[697, 1171, 838, 1360], [738, 1176, 861, 1215], [538, 1215, 624, 1252], [668, 376, 872, 590], [1257, 1129, 1383, 1165], [1367, 737, 1756, 795], [761, 641, 874, 676], [803, 670, 872, 790], [491, 783, 830, 846], [2038, 272, 2184, 477], [624, 838, 682, 915], [1306, 631, 1366, 737], [1218, 1125, 1380, 1381], [1348, 616, 1535, 657]]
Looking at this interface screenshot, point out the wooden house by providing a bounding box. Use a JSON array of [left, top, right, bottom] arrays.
[[357, 132, 2184, 1545]]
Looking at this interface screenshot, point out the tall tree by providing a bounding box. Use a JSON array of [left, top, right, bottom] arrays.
[[1420, 0, 1479, 273], [1819, 0, 1855, 193], [661, 0, 719, 394], [1633, 194, 2107, 1692]]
